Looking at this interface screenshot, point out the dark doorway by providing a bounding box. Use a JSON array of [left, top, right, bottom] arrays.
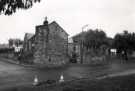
[[70, 53, 77, 63]]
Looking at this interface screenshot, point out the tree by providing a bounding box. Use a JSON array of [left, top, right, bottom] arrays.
[[8, 39, 14, 47], [0, 0, 40, 15], [113, 31, 135, 60], [8, 38, 23, 47], [83, 29, 108, 50]]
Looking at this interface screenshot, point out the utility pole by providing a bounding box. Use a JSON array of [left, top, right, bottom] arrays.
[[80, 25, 88, 64]]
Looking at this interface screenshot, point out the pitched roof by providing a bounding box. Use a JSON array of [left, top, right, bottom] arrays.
[[25, 33, 34, 40], [35, 21, 69, 36], [49, 21, 69, 36]]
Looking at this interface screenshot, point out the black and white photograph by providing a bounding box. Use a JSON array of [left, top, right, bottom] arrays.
[[0, 0, 135, 91]]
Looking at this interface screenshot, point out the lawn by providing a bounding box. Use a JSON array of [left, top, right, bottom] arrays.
[[1, 74, 135, 91]]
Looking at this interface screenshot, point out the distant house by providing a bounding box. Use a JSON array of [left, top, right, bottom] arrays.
[[8, 38, 23, 54], [68, 37, 80, 63], [23, 33, 35, 52], [110, 48, 117, 55], [68, 38, 74, 56], [23, 18, 69, 64], [69, 32, 113, 64]]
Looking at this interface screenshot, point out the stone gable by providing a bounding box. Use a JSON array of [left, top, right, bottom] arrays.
[[23, 19, 68, 65]]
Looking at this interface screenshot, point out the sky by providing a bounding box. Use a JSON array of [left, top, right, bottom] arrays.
[[0, 0, 134, 43]]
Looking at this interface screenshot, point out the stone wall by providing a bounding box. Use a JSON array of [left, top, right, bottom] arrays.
[[33, 21, 68, 65], [47, 23, 68, 64], [33, 25, 48, 64]]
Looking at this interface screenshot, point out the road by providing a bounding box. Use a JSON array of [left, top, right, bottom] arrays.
[[0, 58, 135, 89]]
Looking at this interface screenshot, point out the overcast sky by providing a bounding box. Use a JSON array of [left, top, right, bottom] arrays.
[[0, 0, 134, 43]]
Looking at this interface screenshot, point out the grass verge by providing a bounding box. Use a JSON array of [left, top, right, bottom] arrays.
[[1, 74, 135, 91]]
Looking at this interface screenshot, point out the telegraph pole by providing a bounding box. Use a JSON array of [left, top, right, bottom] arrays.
[[80, 25, 88, 64]]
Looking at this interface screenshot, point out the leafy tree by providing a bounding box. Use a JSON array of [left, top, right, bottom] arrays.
[[0, 0, 40, 15], [8, 38, 23, 47], [113, 31, 135, 60], [8, 39, 14, 47], [83, 29, 108, 50]]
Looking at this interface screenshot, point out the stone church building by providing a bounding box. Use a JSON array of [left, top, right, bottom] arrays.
[[23, 18, 69, 64]]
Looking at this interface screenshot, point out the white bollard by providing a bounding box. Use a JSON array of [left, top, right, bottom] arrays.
[[33, 75, 39, 86], [59, 74, 64, 83]]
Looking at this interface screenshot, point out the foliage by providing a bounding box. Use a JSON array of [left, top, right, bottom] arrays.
[[0, 0, 40, 15], [0, 48, 14, 53], [113, 31, 135, 53], [83, 29, 108, 50], [8, 38, 23, 47]]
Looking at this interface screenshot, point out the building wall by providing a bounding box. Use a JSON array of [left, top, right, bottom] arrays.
[[68, 42, 81, 63], [23, 36, 27, 52], [33, 25, 48, 63], [33, 22, 68, 64], [23, 33, 34, 52], [49, 22, 68, 55], [49, 22, 68, 40]]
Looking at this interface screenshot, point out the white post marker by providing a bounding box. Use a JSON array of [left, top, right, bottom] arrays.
[[59, 74, 64, 83], [33, 75, 39, 86]]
